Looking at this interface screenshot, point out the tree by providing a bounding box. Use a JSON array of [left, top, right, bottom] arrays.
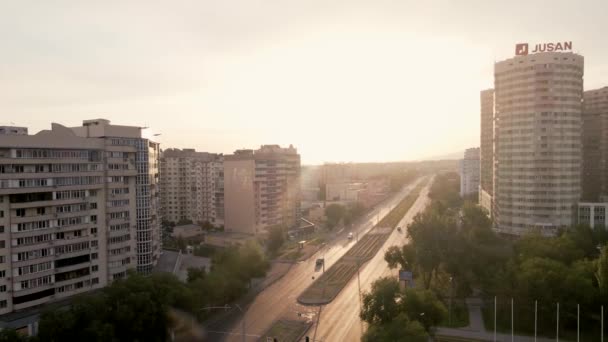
[[597, 246, 608, 298], [401, 288, 447, 334], [360, 277, 402, 325], [362, 313, 427, 342], [384, 244, 415, 271], [325, 204, 346, 228], [0, 329, 30, 342], [187, 267, 206, 283], [266, 226, 285, 256]]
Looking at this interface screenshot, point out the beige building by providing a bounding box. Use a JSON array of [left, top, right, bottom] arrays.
[[160, 149, 224, 226], [479, 89, 495, 215], [494, 52, 584, 236], [0, 118, 161, 319], [582, 87, 608, 202], [224, 145, 300, 234], [459, 147, 480, 197]]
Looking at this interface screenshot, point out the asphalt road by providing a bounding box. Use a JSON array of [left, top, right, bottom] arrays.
[[308, 178, 432, 342], [207, 177, 430, 342]]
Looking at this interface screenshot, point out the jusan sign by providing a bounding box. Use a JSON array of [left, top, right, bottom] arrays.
[[515, 41, 573, 56]]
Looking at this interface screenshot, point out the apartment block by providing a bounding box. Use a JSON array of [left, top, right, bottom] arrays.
[[0, 122, 137, 318], [582, 86, 608, 202], [479, 89, 495, 215], [224, 145, 300, 234], [160, 149, 224, 226], [493, 52, 584, 236], [71, 119, 161, 274], [459, 147, 480, 197]]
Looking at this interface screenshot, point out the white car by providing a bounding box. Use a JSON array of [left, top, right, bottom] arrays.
[[348, 232, 354, 240]]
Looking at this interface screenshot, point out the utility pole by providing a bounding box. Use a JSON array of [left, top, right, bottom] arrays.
[[511, 298, 514, 342], [534, 300, 537, 342], [556, 302, 560, 342], [494, 296, 497, 342], [448, 277, 453, 326]]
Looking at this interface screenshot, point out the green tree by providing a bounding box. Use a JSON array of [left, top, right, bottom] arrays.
[[0, 329, 30, 342], [362, 313, 427, 342], [266, 226, 285, 256], [597, 246, 608, 298], [384, 244, 415, 271], [360, 277, 402, 325], [187, 267, 206, 283], [401, 288, 447, 334], [325, 204, 346, 228]]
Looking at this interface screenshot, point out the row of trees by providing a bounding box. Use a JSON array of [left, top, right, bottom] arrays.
[[2, 241, 269, 341], [367, 172, 608, 339], [324, 202, 366, 229]]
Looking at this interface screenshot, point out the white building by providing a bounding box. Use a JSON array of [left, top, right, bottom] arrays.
[[0, 119, 161, 326], [494, 52, 584, 236], [459, 148, 480, 197], [160, 149, 224, 227]]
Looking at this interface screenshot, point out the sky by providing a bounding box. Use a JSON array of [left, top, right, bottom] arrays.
[[1, 1, 608, 164]]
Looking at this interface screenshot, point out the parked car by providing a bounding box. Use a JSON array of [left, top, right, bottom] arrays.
[[316, 258, 324, 267], [348, 232, 354, 240]]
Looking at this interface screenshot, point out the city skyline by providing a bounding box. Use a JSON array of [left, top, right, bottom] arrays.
[[3, 1, 608, 164]]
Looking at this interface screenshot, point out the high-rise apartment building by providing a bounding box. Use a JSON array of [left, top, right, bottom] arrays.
[[70, 119, 161, 274], [459, 148, 480, 197], [0, 118, 163, 320], [224, 145, 300, 235], [479, 89, 495, 215], [160, 149, 224, 226], [493, 52, 584, 235], [582, 87, 608, 202]]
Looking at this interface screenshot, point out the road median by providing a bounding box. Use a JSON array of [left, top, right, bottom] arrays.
[[297, 179, 428, 305]]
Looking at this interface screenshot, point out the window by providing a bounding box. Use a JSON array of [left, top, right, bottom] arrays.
[[0, 286, 6, 292], [15, 209, 25, 217], [0, 256, 5, 264], [91, 253, 98, 260], [36, 207, 45, 215], [0, 226, 4, 233], [90, 228, 97, 234], [92, 265, 98, 272], [0, 211, 3, 218], [0, 300, 6, 309], [0, 271, 5, 278], [0, 241, 4, 249]]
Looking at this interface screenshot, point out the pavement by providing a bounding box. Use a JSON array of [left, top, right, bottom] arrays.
[[205, 177, 431, 342]]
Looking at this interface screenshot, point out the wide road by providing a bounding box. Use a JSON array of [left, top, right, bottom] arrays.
[[208, 177, 429, 342], [308, 177, 432, 342]]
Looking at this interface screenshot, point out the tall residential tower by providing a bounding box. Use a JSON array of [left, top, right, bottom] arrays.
[[493, 52, 584, 235]]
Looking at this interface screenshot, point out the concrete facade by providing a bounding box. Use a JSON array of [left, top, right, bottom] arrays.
[[0, 119, 161, 317], [224, 145, 300, 234], [160, 149, 224, 226], [582, 87, 608, 202], [459, 148, 480, 197], [493, 52, 584, 236]]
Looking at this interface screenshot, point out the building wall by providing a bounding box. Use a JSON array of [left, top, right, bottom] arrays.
[[582, 87, 608, 201], [224, 158, 256, 234], [71, 119, 161, 274], [160, 149, 223, 226], [459, 148, 480, 197], [578, 202, 608, 230], [480, 89, 495, 197], [224, 145, 300, 234], [0, 122, 146, 315], [494, 52, 584, 236]]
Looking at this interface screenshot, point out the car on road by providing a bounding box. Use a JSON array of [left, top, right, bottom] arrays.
[[315, 258, 324, 267], [347, 232, 353, 240]]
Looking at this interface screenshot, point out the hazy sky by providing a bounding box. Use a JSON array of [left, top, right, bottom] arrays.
[[2, 1, 607, 164]]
